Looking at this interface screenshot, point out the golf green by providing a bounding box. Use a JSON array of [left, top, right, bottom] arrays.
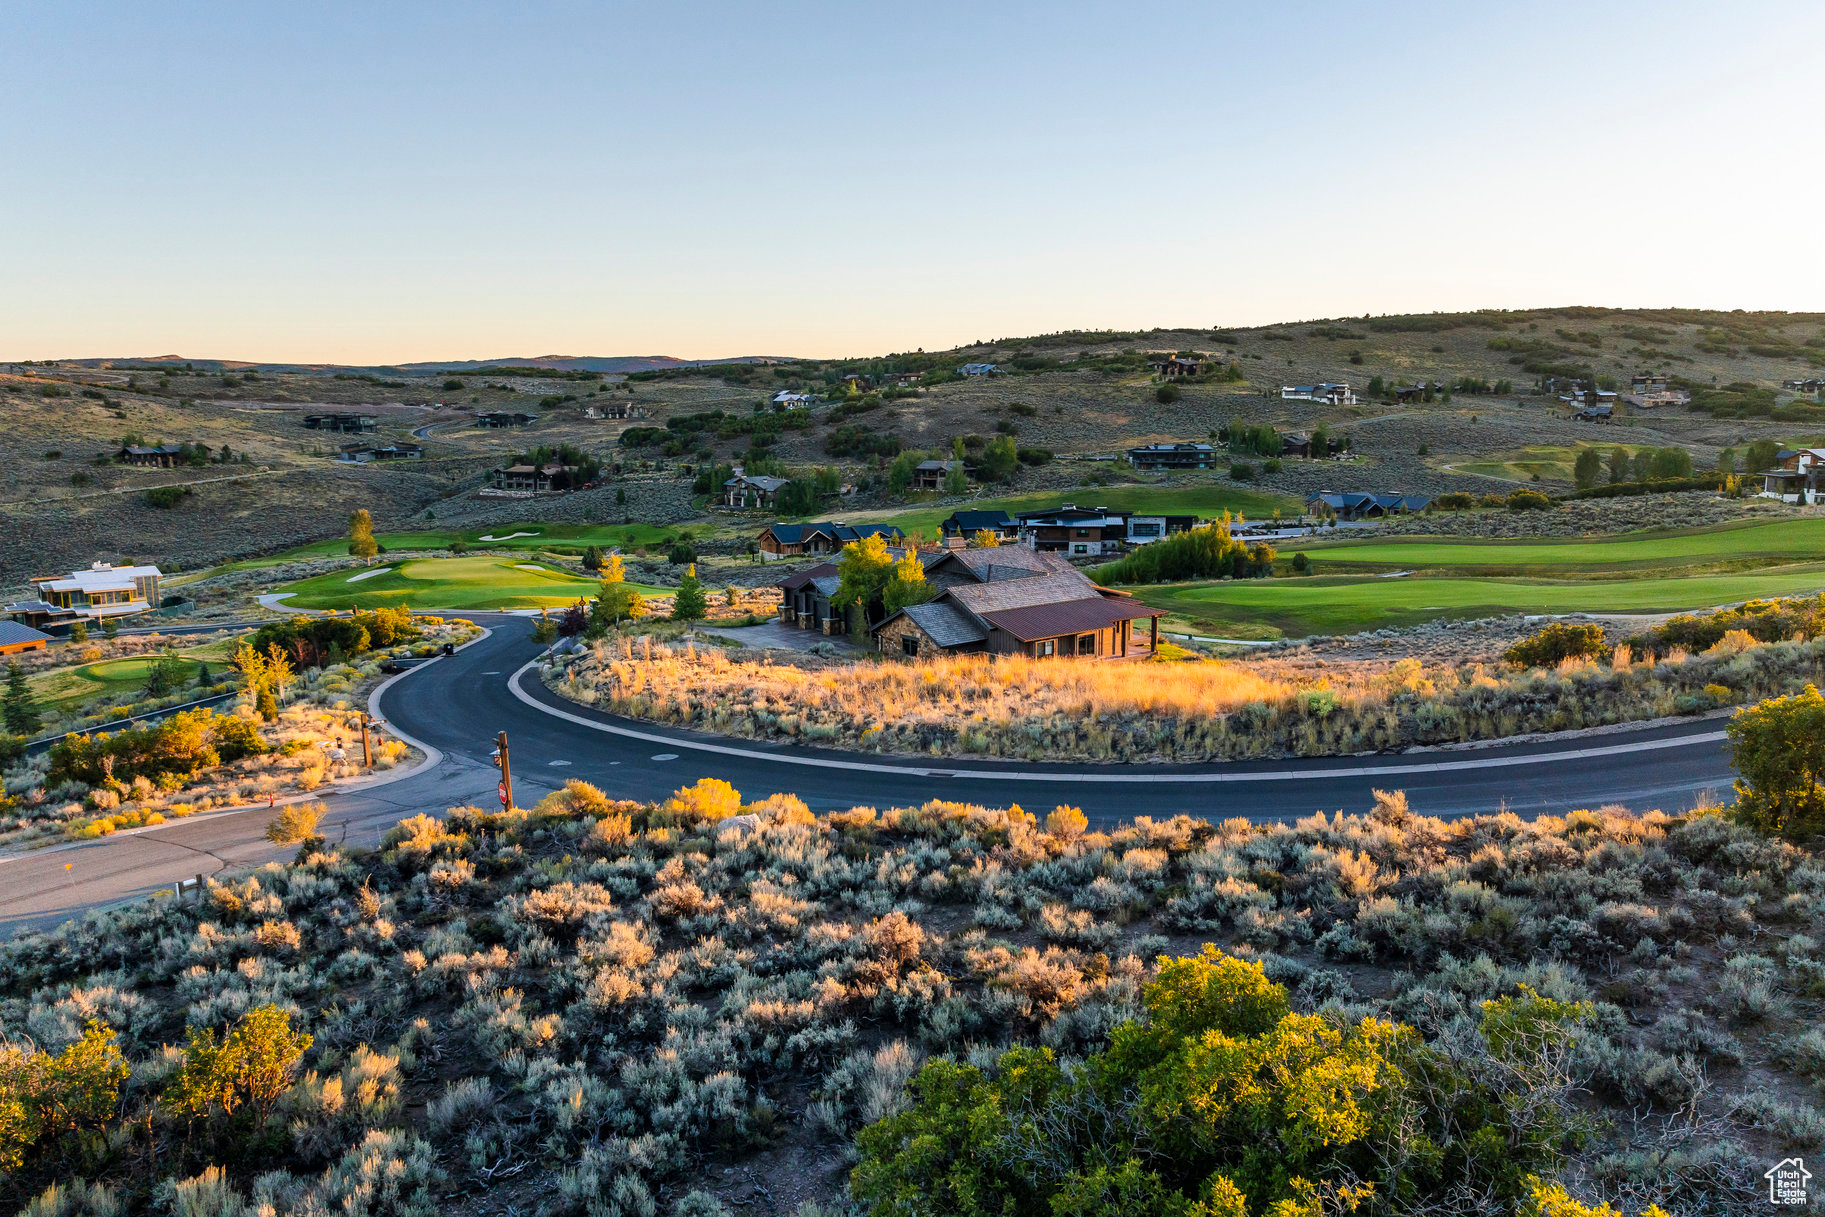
[[1132, 568, 1825, 638], [1300, 518, 1825, 571], [277, 556, 669, 611]]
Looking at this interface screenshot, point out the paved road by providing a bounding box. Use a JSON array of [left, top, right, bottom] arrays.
[[0, 613, 1736, 937]]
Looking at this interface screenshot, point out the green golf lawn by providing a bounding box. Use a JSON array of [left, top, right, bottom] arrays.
[[30, 654, 218, 714], [840, 483, 1302, 540], [1299, 518, 1825, 572], [276, 556, 670, 611], [283, 522, 686, 559], [1132, 568, 1825, 638]]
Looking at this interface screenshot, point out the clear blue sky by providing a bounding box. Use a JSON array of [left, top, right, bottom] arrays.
[[4, 0, 1821, 362]]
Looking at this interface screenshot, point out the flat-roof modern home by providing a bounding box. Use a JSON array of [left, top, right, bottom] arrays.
[[1759, 448, 1825, 504], [1013, 505, 1131, 557], [303, 412, 378, 433], [1281, 383, 1356, 405], [1127, 442, 1216, 470], [476, 411, 538, 428], [6, 562, 163, 630]]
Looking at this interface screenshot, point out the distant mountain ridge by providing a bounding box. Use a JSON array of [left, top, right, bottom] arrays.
[[53, 353, 788, 376]]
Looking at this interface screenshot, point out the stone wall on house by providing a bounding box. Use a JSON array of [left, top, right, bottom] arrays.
[[875, 613, 940, 659]]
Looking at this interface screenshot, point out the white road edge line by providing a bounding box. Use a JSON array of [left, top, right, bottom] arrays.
[[507, 660, 1727, 785], [0, 626, 492, 866]]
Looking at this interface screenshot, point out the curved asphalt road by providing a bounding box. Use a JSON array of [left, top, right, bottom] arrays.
[[0, 613, 1735, 936]]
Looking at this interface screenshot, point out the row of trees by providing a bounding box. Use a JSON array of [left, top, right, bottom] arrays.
[[1570, 446, 1694, 489], [46, 706, 267, 788], [1093, 523, 1275, 586]]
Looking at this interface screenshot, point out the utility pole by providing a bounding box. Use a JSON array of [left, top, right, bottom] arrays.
[[493, 730, 512, 809], [359, 714, 372, 768]]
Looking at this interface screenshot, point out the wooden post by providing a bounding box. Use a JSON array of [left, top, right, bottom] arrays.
[[359, 715, 372, 768], [496, 731, 513, 809], [1150, 615, 1159, 652], [194, 872, 205, 902]]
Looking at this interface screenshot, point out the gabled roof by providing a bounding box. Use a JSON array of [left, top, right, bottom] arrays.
[[944, 509, 1015, 531], [0, 621, 52, 647], [944, 570, 1102, 616], [727, 474, 789, 492], [775, 562, 839, 591]]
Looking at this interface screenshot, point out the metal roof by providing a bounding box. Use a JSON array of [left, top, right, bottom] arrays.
[[944, 510, 1014, 531], [977, 596, 1162, 642]]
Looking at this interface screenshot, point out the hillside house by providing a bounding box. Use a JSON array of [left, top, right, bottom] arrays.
[[776, 563, 846, 632], [959, 363, 1000, 377], [756, 521, 905, 559], [1147, 356, 1202, 378], [1760, 448, 1825, 504], [0, 621, 52, 656], [887, 371, 923, 385], [6, 562, 162, 631], [1127, 442, 1216, 470], [1306, 492, 1431, 521], [586, 401, 646, 420], [116, 444, 195, 468], [873, 547, 1164, 660], [1572, 403, 1614, 423], [1784, 378, 1825, 394], [1014, 505, 1130, 557], [1281, 383, 1356, 406], [476, 411, 538, 428], [303, 413, 377, 433], [841, 374, 871, 392], [489, 463, 578, 493], [337, 442, 423, 463], [911, 459, 969, 491], [1631, 374, 1668, 394], [724, 471, 789, 510], [771, 391, 815, 409], [939, 509, 1019, 543]]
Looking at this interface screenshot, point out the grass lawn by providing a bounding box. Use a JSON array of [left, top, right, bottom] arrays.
[[1297, 518, 1825, 573], [837, 482, 1303, 540], [283, 522, 687, 560], [30, 655, 216, 714], [276, 556, 670, 611], [1130, 567, 1825, 639]]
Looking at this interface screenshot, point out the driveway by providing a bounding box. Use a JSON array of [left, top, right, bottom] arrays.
[[701, 620, 866, 653]]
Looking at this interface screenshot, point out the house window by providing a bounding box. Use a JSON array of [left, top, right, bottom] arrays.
[[1077, 633, 1096, 655], [1037, 639, 1055, 657], [901, 635, 920, 657]]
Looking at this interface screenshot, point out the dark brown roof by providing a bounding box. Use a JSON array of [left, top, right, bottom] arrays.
[[977, 596, 1162, 642], [776, 563, 838, 591]]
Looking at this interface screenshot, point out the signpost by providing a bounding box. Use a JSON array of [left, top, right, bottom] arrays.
[[493, 731, 512, 808]]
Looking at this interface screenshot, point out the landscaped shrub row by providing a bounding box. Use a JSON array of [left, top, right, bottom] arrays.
[[0, 782, 1815, 1213]]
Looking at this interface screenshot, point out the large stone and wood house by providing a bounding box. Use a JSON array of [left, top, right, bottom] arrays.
[[1127, 442, 1216, 470], [1147, 356, 1202, 378], [757, 521, 905, 559], [116, 444, 197, 468], [873, 548, 1163, 660], [724, 471, 789, 510], [304, 412, 377, 433], [6, 562, 163, 631], [489, 462, 579, 493], [337, 442, 423, 463], [1306, 492, 1431, 521], [910, 459, 969, 491]]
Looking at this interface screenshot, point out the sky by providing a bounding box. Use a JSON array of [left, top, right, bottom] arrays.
[[3, 0, 1822, 363]]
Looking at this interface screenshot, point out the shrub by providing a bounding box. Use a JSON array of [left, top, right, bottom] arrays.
[[265, 801, 324, 846], [1505, 488, 1552, 511], [163, 1004, 313, 1128], [144, 485, 192, 509], [1727, 684, 1825, 842], [1155, 384, 1180, 404], [0, 1021, 129, 1173], [1505, 623, 1607, 669]]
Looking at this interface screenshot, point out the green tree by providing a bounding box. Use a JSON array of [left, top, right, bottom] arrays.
[[347, 508, 378, 563], [981, 434, 1018, 482], [102, 617, 119, 640], [1744, 438, 1783, 475], [942, 461, 969, 495], [163, 1004, 312, 1129], [68, 621, 88, 644], [1728, 684, 1825, 841], [1649, 447, 1693, 479], [142, 648, 188, 699], [3, 662, 41, 736], [1608, 446, 1628, 484], [1155, 383, 1180, 404], [887, 450, 922, 495], [1572, 447, 1602, 490], [1716, 446, 1736, 474], [0, 1021, 129, 1173], [531, 611, 559, 645], [671, 564, 707, 621], [832, 532, 897, 622], [582, 544, 606, 571]]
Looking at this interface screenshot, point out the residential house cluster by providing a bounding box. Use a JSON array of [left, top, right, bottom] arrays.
[[756, 521, 906, 559], [6, 562, 163, 632], [779, 545, 1165, 660], [945, 506, 1196, 555]]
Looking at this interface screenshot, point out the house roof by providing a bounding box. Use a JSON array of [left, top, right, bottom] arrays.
[[764, 521, 904, 545], [1012, 505, 1127, 524], [943, 509, 1014, 531], [899, 601, 988, 647], [35, 562, 161, 594], [120, 444, 187, 456], [977, 596, 1163, 643], [915, 459, 963, 473], [775, 562, 839, 591], [727, 474, 789, 492], [810, 575, 842, 597], [1128, 442, 1213, 454], [945, 570, 1102, 616], [930, 546, 1064, 581], [1307, 492, 1430, 511], [959, 363, 998, 374], [0, 621, 52, 647]]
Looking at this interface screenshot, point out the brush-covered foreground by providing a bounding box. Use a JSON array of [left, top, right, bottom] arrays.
[[548, 607, 1825, 761], [1, 780, 1820, 1215]]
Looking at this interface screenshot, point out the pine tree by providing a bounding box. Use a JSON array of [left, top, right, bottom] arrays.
[[68, 621, 88, 644], [4, 662, 42, 736], [671, 564, 707, 621]]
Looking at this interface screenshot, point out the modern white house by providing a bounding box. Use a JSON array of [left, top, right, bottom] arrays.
[[771, 391, 816, 409], [6, 562, 163, 631], [1759, 448, 1825, 504], [1281, 383, 1356, 405]]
